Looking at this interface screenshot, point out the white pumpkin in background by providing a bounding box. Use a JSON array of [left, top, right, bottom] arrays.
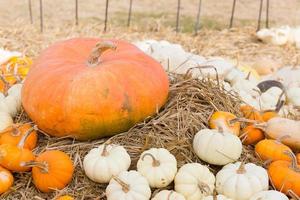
[[257, 26, 290, 46], [249, 190, 289, 200], [224, 68, 247, 85], [152, 190, 186, 200], [196, 57, 234, 79], [252, 57, 282, 76], [0, 111, 13, 131], [83, 144, 131, 183], [216, 162, 269, 200], [232, 78, 259, 97], [193, 129, 242, 165], [203, 194, 232, 200], [238, 91, 260, 110], [106, 170, 151, 200], [0, 93, 4, 101], [7, 83, 22, 105], [286, 87, 300, 106], [259, 87, 285, 110], [175, 163, 215, 200], [0, 95, 19, 117], [137, 148, 177, 188], [269, 66, 300, 87]]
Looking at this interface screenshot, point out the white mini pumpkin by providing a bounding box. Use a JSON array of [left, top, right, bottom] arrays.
[[193, 129, 242, 165], [0, 95, 20, 117], [249, 190, 288, 200], [175, 163, 215, 200], [0, 111, 13, 131], [232, 78, 259, 97], [152, 190, 186, 200], [286, 87, 300, 106], [137, 148, 177, 188], [106, 170, 151, 200], [216, 162, 269, 200], [83, 144, 131, 183], [203, 194, 232, 200], [7, 83, 22, 105], [259, 87, 285, 110]]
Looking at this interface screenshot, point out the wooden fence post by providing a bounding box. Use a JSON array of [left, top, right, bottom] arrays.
[[39, 0, 43, 32], [257, 0, 264, 31], [104, 0, 109, 32], [194, 0, 202, 34], [127, 0, 133, 27], [28, 0, 33, 24], [75, 0, 78, 25], [175, 0, 181, 32], [266, 0, 269, 28], [229, 0, 237, 28]]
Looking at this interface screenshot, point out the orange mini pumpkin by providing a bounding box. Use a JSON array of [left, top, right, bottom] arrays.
[[0, 123, 38, 150], [240, 125, 264, 145], [261, 111, 278, 122], [268, 151, 300, 196], [0, 126, 36, 172], [240, 105, 263, 121], [22, 39, 169, 140], [209, 111, 240, 136], [23, 150, 74, 192], [255, 137, 292, 162], [0, 166, 13, 194]]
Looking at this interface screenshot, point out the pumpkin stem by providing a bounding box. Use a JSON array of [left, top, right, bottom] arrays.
[[20, 161, 49, 173], [101, 144, 109, 157], [141, 153, 160, 167], [213, 189, 217, 200], [284, 150, 300, 172], [0, 75, 9, 95], [229, 117, 257, 124], [11, 124, 21, 136], [236, 162, 246, 174], [17, 125, 38, 148], [275, 135, 291, 144], [197, 182, 211, 195], [86, 41, 117, 67], [112, 175, 130, 193], [253, 122, 267, 130], [245, 71, 251, 80]]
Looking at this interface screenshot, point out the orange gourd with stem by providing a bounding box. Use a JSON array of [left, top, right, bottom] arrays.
[[0, 125, 36, 172], [240, 105, 263, 121], [0, 166, 13, 194], [268, 151, 300, 196], [0, 123, 38, 150], [240, 125, 264, 145], [209, 111, 241, 136], [22, 150, 74, 192], [255, 136, 292, 162]]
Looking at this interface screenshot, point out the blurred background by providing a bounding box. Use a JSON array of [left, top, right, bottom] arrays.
[[0, 0, 299, 32]]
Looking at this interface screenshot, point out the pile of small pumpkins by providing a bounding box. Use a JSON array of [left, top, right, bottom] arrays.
[[0, 54, 75, 199], [78, 108, 300, 200]]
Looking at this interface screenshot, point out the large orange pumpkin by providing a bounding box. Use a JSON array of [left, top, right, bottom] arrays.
[[22, 38, 169, 140]]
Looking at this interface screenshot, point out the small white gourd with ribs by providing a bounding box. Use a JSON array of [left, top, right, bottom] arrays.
[[83, 143, 131, 183], [151, 190, 186, 200], [137, 148, 177, 188], [106, 170, 151, 200]]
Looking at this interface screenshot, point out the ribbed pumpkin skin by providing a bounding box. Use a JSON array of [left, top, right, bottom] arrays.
[[22, 38, 169, 140]]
